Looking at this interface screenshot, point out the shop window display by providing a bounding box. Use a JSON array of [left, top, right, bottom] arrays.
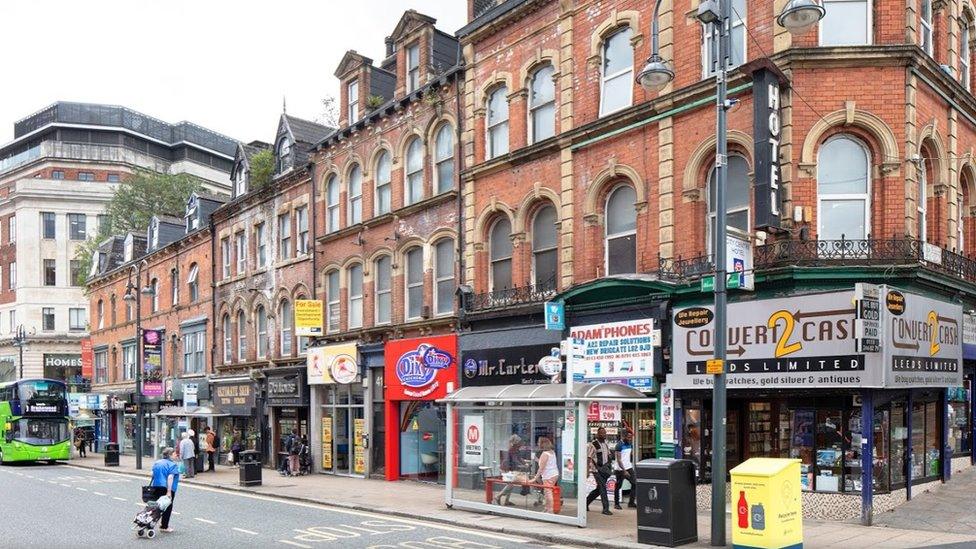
[[948, 379, 972, 455]]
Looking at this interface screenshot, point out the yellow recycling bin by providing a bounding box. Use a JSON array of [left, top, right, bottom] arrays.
[[730, 458, 803, 549]]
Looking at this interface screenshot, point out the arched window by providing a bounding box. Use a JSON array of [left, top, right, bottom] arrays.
[[405, 247, 424, 320], [187, 263, 199, 302], [817, 135, 870, 240], [222, 313, 232, 364], [110, 294, 117, 326], [348, 264, 364, 329], [234, 162, 247, 197], [170, 269, 179, 306], [326, 175, 340, 232], [921, 0, 933, 55], [434, 124, 455, 194], [962, 19, 972, 91], [489, 218, 513, 291], [327, 271, 340, 333], [276, 137, 292, 173], [236, 310, 247, 362], [279, 300, 293, 357], [97, 299, 104, 329], [605, 185, 637, 275], [529, 65, 556, 143], [375, 151, 392, 215], [487, 86, 509, 159], [405, 138, 424, 206], [919, 153, 932, 244], [707, 155, 750, 252], [600, 27, 634, 116], [375, 256, 392, 324], [256, 305, 268, 359], [960, 172, 972, 253], [348, 164, 362, 225], [532, 205, 558, 288], [150, 278, 159, 312], [433, 239, 455, 315]]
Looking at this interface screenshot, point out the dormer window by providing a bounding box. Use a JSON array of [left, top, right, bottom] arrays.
[[148, 220, 159, 249], [348, 80, 360, 123], [234, 162, 247, 197], [276, 137, 292, 173], [124, 235, 134, 262], [185, 196, 199, 232], [406, 43, 420, 92], [89, 251, 102, 278]]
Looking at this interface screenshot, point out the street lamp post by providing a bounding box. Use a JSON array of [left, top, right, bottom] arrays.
[[123, 261, 153, 470], [13, 325, 26, 380], [638, 1, 824, 545]]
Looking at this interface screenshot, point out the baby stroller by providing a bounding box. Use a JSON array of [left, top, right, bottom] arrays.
[[134, 486, 171, 539], [298, 442, 312, 475]]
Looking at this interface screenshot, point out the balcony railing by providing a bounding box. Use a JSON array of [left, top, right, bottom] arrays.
[[465, 277, 557, 313]]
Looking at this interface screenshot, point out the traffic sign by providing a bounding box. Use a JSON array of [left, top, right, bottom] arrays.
[[706, 359, 724, 374]]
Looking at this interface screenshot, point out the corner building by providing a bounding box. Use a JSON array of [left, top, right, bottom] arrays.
[[458, 0, 975, 522], [309, 10, 462, 481]]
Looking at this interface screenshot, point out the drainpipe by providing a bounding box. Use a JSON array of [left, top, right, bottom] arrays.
[[308, 161, 318, 300], [209, 213, 217, 376], [454, 45, 466, 310]]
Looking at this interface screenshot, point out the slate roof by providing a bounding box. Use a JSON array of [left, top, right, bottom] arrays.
[[285, 115, 334, 147]]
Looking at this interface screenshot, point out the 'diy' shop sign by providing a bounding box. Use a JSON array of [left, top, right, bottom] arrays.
[[385, 335, 458, 400], [669, 290, 878, 390]]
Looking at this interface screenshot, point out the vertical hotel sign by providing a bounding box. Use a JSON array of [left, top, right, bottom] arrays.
[[142, 329, 163, 397], [752, 65, 783, 230]]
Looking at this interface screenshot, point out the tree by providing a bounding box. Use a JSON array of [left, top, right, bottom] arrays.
[[249, 149, 274, 190], [74, 169, 203, 285], [316, 95, 339, 128]]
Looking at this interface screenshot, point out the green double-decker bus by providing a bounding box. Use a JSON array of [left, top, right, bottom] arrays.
[[0, 379, 71, 463]]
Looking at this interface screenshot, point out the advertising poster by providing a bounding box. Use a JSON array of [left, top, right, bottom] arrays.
[[295, 299, 324, 337], [322, 418, 333, 470], [307, 343, 358, 385], [587, 401, 621, 422], [80, 338, 94, 379], [462, 415, 484, 465], [660, 384, 675, 443], [561, 410, 576, 483], [141, 329, 163, 397], [568, 319, 655, 391], [353, 418, 366, 475], [184, 383, 198, 407]]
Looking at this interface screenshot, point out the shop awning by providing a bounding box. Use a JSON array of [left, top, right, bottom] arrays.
[[441, 382, 651, 403], [551, 275, 674, 308], [156, 405, 230, 417]]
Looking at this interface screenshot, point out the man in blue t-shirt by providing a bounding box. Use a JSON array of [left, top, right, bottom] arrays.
[[150, 447, 181, 532]]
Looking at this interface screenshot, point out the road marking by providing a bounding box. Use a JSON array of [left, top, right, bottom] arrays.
[[75, 487, 88, 492], [113, 497, 126, 501], [62, 464, 528, 544], [277, 541, 312, 549], [233, 528, 258, 535], [194, 518, 217, 524], [134, 503, 145, 508], [60, 484, 71, 488], [47, 481, 58, 484], [93, 491, 107, 496]]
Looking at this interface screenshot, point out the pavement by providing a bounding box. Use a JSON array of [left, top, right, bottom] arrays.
[[0, 463, 537, 549], [58, 453, 976, 548], [874, 466, 976, 536]]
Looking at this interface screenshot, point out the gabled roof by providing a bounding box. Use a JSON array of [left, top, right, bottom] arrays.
[[237, 141, 270, 168], [389, 10, 437, 43], [282, 114, 334, 147], [155, 214, 185, 227], [334, 50, 373, 78]]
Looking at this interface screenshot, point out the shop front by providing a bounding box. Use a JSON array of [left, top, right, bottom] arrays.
[[212, 377, 259, 464], [384, 334, 458, 482], [669, 286, 966, 521], [361, 342, 386, 479], [308, 342, 368, 477], [266, 368, 309, 469]]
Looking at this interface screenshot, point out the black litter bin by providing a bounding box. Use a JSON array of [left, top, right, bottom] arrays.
[[104, 443, 120, 466], [238, 450, 262, 487], [635, 459, 697, 547]]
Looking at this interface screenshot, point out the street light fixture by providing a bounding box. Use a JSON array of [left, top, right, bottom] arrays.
[[12, 325, 27, 380], [638, 1, 825, 546], [125, 262, 154, 471]]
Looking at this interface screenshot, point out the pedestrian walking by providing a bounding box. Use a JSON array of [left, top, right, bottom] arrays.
[[585, 427, 613, 515], [287, 429, 300, 477], [179, 432, 195, 478], [613, 430, 636, 509], [74, 429, 87, 458], [149, 447, 181, 533], [204, 427, 216, 472]]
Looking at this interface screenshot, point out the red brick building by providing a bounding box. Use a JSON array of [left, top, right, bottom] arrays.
[[211, 115, 330, 467], [87, 192, 224, 457], [309, 10, 462, 481]]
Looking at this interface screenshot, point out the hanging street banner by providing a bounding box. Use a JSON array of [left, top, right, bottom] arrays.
[[80, 338, 94, 379], [295, 299, 324, 337], [141, 329, 163, 397], [669, 287, 962, 390]]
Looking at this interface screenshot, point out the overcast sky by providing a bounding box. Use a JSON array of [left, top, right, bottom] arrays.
[[0, 1, 467, 144]]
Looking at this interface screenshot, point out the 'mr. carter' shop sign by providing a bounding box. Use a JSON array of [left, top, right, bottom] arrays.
[[669, 289, 962, 390]]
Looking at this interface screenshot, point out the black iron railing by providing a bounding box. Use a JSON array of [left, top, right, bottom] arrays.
[[465, 277, 557, 312], [658, 254, 714, 281]]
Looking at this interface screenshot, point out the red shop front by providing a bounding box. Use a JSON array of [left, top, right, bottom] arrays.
[[384, 335, 458, 482]]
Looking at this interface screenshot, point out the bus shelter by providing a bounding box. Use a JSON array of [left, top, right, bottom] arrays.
[[443, 382, 651, 527], [154, 405, 229, 459]]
